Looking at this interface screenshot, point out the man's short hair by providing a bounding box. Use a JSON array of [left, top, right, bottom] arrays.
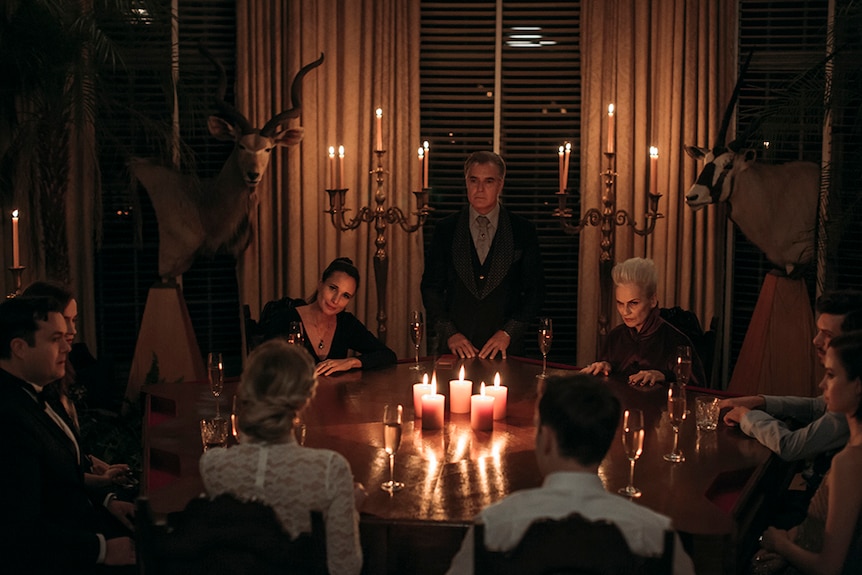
[[464, 151, 506, 179], [0, 296, 64, 359], [538, 374, 621, 466], [815, 289, 862, 316]]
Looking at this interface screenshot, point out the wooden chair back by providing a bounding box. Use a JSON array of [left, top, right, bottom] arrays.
[[137, 494, 327, 575], [473, 513, 673, 575]]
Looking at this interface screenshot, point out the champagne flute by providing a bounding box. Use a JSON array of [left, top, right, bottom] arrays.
[[207, 352, 224, 418], [675, 345, 692, 415], [381, 404, 404, 493], [618, 409, 644, 498], [537, 317, 553, 379], [231, 394, 240, 443], [409, 311, 424, 371], [664, 382, 687, 462]]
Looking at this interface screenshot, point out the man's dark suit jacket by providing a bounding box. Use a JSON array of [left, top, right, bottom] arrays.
[[421, 205, 545, 354], [0, 367, 106, 574]]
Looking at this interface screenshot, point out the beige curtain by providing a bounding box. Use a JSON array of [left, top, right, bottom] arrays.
[[577, 0, 737, 365], [236, 0, 424, 359]]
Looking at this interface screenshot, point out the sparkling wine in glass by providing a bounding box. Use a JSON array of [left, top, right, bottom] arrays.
[[619, 409, 644, 498], [537, 317, 553, 379], [664, 382, 687, 462], [409, 311, 424, 371], [231, 394, 240, 443], [207, 352, 224, 418], [381, 404, 404, 493], [287, 321, 305, 346], [675, 345, 692, 415]]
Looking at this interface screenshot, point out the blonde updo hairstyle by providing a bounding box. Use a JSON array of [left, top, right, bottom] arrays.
[[611, 257, 658, 299], [238, 340, 317, 443]]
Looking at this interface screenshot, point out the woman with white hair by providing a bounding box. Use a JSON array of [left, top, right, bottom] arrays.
[[581, 257, 705, 388], [200, 340, 362, 574]]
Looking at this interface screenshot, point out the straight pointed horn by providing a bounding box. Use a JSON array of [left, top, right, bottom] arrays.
[[715, 51, 754, 150], [261, 52, 325, 137], [199, 43, 254, 134]]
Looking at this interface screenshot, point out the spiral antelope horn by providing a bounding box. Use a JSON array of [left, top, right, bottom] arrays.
[[261, 53, 325, 137], [199, 43, 254, 134], [715, 51, 754, 151]]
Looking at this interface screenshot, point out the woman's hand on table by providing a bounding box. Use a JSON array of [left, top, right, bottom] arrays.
[[448, 333, 479, 359], [316, 358, 361, 376], [627, 370, 664, 388], [580, 361, 611, 376]]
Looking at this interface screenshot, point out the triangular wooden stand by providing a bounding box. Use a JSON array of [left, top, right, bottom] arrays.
[[727, 273, 820, 397], [126, 282, 206, 402]]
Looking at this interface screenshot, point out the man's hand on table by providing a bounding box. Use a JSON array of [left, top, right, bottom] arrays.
[[478, 330, 510, 360], [448, 333, 479, 359]]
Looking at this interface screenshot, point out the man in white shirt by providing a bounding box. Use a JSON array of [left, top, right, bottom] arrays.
[[445, 374, 695, 575]]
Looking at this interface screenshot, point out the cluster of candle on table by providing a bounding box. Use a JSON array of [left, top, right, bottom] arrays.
[[10, 209, 20, 267], [412, 366, 507, 432], [558, 104, 660, 197], [325, 108, 430, 191]]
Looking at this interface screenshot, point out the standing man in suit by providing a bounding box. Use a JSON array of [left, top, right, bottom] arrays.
[[421, 151, 545, 359], [0, 296, 135, 574]]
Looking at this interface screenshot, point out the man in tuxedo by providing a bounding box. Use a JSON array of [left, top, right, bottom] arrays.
[[0, 296, 135, 574], [421, 151, 545, 358]]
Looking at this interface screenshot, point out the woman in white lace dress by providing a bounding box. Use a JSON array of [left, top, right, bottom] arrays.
[[200, 340, 362, 575]]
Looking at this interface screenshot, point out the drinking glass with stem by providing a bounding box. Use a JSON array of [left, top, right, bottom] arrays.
[[664, 382, 687, 462], [231, 394, 240, 443], [537, 317, 553, 378], [675, 345, 692, 414], [619, 409, 644, 497], [409, 311, 424, 371], [207, 352, 224, 418], [381, 404, 404, 493]]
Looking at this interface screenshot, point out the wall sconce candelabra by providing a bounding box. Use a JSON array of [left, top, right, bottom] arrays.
[[553, 105, 663, 347], [325, 122, 433, 343]]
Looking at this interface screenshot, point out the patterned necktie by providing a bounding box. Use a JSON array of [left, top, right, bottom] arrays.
[[476, 215, 490, 264]]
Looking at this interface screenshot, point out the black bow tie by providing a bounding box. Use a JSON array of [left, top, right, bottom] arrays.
[[35, 385, 58, 408]]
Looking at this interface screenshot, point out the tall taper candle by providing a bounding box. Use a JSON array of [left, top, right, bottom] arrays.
[[375, 108, 383, 151], [563, 142, 572, 191], [338, 145, 345, 189], [558, 146, 564, 194], [649, 147, 659, 196], [418, 147, 425, 191], [607, 104, 615, 155], [11, 209, 19, 268], [423, 141, 430, 188], [328, 147, 336, 189]]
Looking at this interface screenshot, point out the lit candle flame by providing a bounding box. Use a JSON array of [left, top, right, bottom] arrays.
[[494, 372, 501, 387], [376, 108, 383, 119], [480, 382, 486, 396], [459, 365, 465, 382], [423, 373, 428, 385], [12, 210, 18, 218], [608, 103, 615, 116], [649, 146, 659, 158], [431, 372, 437, 394]]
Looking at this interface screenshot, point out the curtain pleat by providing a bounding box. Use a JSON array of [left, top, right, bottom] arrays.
[[577, 0, 737, 365], [237, 0, 423, 359]]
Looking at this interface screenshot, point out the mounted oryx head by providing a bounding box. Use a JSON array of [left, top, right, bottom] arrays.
[[682, 52, 820, 275], [684, 53, 754, 209]]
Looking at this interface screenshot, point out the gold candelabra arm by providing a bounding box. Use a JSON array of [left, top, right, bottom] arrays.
[[385, 189, 434, 232], [613, 193, 664, 236], [6, 266, 25, 298], [554, 188, 603, 235], [325, 188, 371, 231]]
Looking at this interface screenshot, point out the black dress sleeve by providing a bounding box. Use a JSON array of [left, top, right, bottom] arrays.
[[331, 312, 397, 370]]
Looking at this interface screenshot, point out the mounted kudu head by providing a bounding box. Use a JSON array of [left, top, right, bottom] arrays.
[[684, 52, 755, 209], [200, 45, 325, 186]]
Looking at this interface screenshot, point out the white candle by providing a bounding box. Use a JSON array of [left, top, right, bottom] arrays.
[[375, 108, 383, 152], [11, 209, 19, 268], [413, 373, 432, 418], [558, 146, 564, 194], [607, 104, 615, 155], [484, 372, 508, 420], [423, 141, 430, 188], [418, 147, 425, 192], [338, 145, 345, 189], [563, 142, 571, 191], [449, 365, 473, 414], [328, 147, 336, 190], [649, 146, 659, 197], [421, 376, 445, 430], [471, 382, 494, 431]]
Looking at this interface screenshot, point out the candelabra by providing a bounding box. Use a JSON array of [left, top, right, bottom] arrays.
[[6, 266, 25, 298], [325, 150, 433, 343], [554, 151, 663, 346]]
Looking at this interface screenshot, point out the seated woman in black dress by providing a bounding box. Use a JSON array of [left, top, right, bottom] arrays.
[[261, 257, 396, 376], [581, 257, 706, 388]]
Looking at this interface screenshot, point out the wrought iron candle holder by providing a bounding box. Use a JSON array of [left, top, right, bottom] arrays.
[[7, 266, 25, 298], [325, 149, 433, 343], [554, 151, 663, 345]]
